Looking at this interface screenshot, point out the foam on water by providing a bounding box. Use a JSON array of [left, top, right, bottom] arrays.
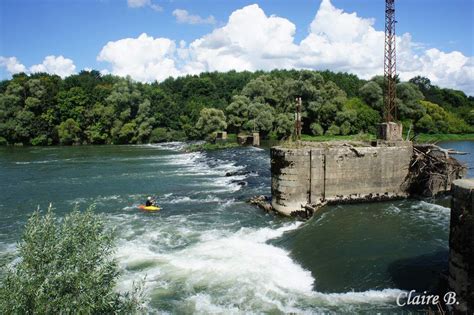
[[160, 194, 222, 205], [113, 215, 403, 313], [155, 149, 247, 193], [410, 200, 451, 227]]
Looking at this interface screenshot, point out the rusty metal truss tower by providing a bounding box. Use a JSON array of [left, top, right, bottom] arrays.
[[384, 0, 397, 122]]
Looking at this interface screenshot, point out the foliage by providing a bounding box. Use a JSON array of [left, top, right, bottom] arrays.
[[274, 113, 294, 139], [310, 122, 324, 136], [326, 124, 341, 136], [416, 100, 471, 134], [0, 206, 142, 314], [195, 107, 227, 137], [0, 70, 471, 146], [58, 118, 81, 145]]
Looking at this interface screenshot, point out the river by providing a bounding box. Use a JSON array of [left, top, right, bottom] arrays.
[[0, 141, 472, 313]]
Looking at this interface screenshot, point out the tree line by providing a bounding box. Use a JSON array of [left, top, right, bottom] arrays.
[[0, 69, 472, 145]]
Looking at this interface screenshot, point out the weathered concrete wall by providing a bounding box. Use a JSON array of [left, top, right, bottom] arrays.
[[449, 179, 474, 313], [271, 141, 413, 216], [271, 147, 311, 214]]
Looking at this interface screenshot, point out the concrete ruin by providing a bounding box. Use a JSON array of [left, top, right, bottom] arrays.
[[448, 179, 474, 313], [215, 131, 227, 143], [377, 122, 403, 141], [237, 133, 260, 146], [270, 140, 465, 217]]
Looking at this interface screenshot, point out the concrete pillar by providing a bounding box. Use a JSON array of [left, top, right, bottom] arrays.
[[449, 179, 474, 313], [271, 147, 311, 216], [377, 122, 403, 141], [252, 132, 260, 146]]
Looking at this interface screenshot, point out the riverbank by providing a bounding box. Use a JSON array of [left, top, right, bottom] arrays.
[[2, 133, 473, 149]]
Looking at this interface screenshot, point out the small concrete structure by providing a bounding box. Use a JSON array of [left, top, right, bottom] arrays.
[[449, 179, 474, 313], [237, 133, 260, 147], [215, 131, 227, 143], [271, 141, 413, 216], [252, 132, 260, 146], [377, 122, 403, 141]]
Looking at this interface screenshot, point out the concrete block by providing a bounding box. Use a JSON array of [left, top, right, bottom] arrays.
[[377, 122, 403, 141], [449, 179, 474, 313]]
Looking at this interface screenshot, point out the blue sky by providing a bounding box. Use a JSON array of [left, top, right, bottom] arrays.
[[1, 0, 473, 93]]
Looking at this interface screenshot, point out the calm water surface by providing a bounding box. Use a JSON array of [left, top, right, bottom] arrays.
[[0, 141, 472, 313]]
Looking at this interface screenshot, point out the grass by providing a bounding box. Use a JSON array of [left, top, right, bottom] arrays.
[[300, 133, 376, 142]]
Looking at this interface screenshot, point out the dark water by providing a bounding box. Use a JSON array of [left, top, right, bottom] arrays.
[[0, 141, 472, 313]]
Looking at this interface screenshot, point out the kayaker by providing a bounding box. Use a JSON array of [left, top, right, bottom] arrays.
[[145, 196, 155, 207]]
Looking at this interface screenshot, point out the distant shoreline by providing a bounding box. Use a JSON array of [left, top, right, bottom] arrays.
[[1, 133, 473, 148]]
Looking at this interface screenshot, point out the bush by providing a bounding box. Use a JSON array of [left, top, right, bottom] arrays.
[[30, 135, 49, 146], [310, 123, 324, 136], [340, 121, 352, 135], [0, 206, 142, 314], [58, 118, 81, 145], [325, 124, 340, 136], [0, 137, 7, 146]]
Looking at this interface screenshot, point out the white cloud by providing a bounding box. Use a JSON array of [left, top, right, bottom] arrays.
[[172, 9, 216, 25], [186, 4, 298, 72], [1, 55, 76, 78], [98, 0, 473, 95], [29, 55, 76, 78], [127, 0, 162, 12], [0, 56, 27, 74], [97, 33, 180, 82]]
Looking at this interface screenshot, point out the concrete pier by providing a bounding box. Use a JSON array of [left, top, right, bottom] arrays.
[[271, 141, 413, 216], [449, 179, 474, 313]]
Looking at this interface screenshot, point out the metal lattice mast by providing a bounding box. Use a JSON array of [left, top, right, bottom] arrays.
[[384, 0, 397, 122]]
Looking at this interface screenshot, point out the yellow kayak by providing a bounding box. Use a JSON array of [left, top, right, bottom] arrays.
[[138, 205, 161, 211]]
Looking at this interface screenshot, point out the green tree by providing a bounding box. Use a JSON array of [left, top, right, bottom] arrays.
[[359, 81, 383, 111], [396, 82, 425, 121], [244, 102, 275, 135], [0, 206, 142, 314], [226, 95, 250, 133], [468, 110, 474, 126], [118, 122, 137, 144], [274, 113, 294, 139], [310, 122, 324, 136], [196, 107, 227, 137], [58, 118, 81, 145], [326, 124, 341, 136]]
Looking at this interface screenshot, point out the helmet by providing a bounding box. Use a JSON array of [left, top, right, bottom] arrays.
[[147, 196, 152, 200]]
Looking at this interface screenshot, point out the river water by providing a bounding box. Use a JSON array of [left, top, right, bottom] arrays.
[[0, 141, 472, 313]]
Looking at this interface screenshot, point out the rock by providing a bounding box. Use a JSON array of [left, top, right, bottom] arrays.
[[225, 171, 251, 177], [248, 195, 273, 212]]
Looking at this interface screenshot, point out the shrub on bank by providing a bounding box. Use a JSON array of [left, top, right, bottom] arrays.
[[0, 206, 143, 314]]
